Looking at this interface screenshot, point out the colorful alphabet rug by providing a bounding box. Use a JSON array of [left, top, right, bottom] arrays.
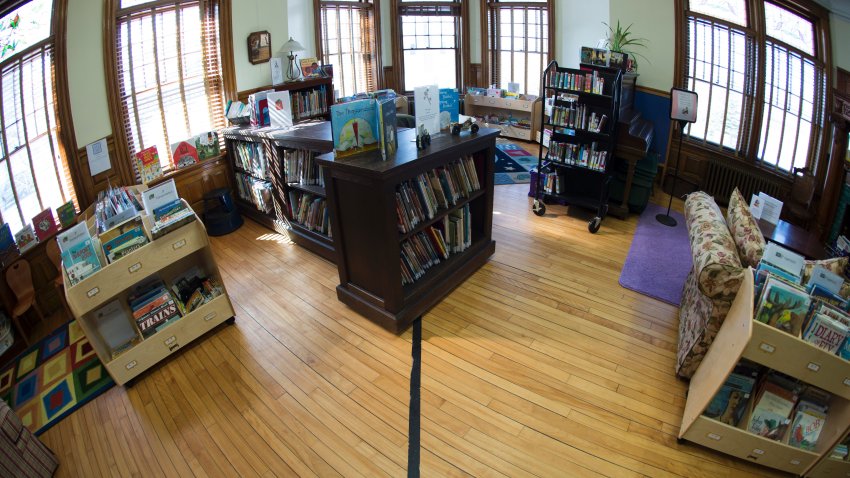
[[0, 320, 113, 435]]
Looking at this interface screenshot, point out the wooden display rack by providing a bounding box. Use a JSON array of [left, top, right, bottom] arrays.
[[64, 201, 235, 386], [464, 93, 542, 141], [679, 270, 850, 475], [316, 127, 498, 333]]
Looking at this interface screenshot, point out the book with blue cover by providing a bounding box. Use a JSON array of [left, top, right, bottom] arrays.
[[704, 362, 759, 426], [330, 99, 381, 158], [58, 221, 102, 286], [0, 223, 18, 266], [439, 88, 459, 130]]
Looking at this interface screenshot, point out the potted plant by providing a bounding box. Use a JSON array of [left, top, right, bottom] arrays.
[[603, 21, 649, 72]]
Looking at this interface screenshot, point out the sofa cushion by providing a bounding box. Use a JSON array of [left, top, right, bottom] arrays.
[[726, 187, 765, 267], [685, 191, 745, 300], [677, 267, 733, 378]]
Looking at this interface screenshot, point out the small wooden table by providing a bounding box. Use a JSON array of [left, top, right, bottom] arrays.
[[758, 218, 827, 260]]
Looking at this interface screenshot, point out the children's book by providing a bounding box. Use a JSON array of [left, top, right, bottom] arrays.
[[414, 84, 440, 134], [439, 88, 459, 130], [100, 214, 148, 263], [14, 224, 37, 253], [93, 300, 139, 358], [762, 242, 804, 278], [56, 200, 76, 229], [193, 131, 221, 161], [268, 91, 293, 129], [330, 99, 381, 158], [754, 276, 811, 335], [134, 145, 163, 184], [170, 139, 200, 169], [806, 265, 844, 296], [703, 362, 759, 426], [803, 313, 848, 353], [810, 284, 849, 311], [378, 98, 397, 160], [748, 373, 801, 441], [57, 221, 102, 285], [0, 223, 18, 265], [789, 389, 830, 451], [32, 208, 58, 241]]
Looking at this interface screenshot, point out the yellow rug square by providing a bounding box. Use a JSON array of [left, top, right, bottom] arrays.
[[41, 351, 70, 387], [17, 349, 39, 379], [68, 320, 85, 344]]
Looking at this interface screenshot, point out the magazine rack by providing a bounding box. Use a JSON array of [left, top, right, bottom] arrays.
[[64, 200, 235, 386], [679, 269, 850, 475]]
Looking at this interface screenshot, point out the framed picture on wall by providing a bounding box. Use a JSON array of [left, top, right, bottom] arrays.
[[248, 31, 271, 64]]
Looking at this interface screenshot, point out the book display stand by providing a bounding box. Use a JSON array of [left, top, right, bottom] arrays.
[[316, 128, 498, 333], [64, 193, 236, 386], [222, 121, 335, 261], [679, 270, 850, 475], [532, 61, 622, 233]]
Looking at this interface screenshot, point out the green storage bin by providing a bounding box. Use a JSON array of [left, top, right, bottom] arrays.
[[609, 152, 659, 213]]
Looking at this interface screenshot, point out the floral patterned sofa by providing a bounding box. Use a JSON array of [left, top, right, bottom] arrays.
[[677, 188, 764, 378]]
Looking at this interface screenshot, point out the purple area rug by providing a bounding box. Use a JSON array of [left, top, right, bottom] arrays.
[[618, 203, 691, 306]]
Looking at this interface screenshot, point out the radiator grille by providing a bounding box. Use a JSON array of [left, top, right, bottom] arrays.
[[703, 160, 783, 206]]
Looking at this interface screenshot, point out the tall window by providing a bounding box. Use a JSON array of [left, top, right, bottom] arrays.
[[316, 0, 380, 98], [113, 0, 225, 175], [484, 0, 552, 96], [396, 1, 463, 92], [0, 0, 77, 233], [680, 0, 829, 173]]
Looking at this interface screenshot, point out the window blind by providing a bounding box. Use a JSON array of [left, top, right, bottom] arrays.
[[0, 42, 76, 232], [486, 1, 549, 96], [116, 0, 224, 178], [319, 0, 377, 98]]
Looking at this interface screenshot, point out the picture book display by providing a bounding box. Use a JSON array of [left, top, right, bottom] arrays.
[[0, 223, 18, 265], [32, 208, 58, 241], [194, 131, 221, 161], [703, 362, 759, 426], [92, 299, 140, 359], [748, 372, 802, 440], [57, 221, 102, 286], [14, 224, 37, 253], [170, 139, 200, 169], [129, 281, 181, 338], [268, 90, 293, 129], [439, 88, 459, 130], [134, 146, 163, 184], [94, 185, 144, 233], [754, 275, 811, 335], [414, 84, 440, 135], [330, 98, 397, 159], [788, 388, 830, 451], [56, 200, 76, 229], [100, 214, 148, 264], [300, 57, 321, 77]]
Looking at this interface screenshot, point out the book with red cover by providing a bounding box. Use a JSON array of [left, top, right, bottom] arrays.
[[32, 208, 58, 241], [170, 140, 200, 169], [134, 145, 163, 184]]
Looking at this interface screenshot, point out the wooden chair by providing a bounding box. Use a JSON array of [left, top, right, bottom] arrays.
[[45, 238, 72, 320], [785, 167, 816, 228], [5, 259, 44, 346]]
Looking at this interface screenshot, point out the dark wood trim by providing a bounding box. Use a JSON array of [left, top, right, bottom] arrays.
[[236, 75, 334, 103], [816, 91, 850, 240], [312, 0, 383, 92], [460, 0, 470, 92], [389, 0, 401, 91], [469, 63, 483, 89], [219, 0, 236, 102], [102, 0, 135, 189], [382, 65, 396, 92]]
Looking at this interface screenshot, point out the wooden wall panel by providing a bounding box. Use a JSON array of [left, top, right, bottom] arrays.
[[470, 63, 484, 88], [74, 135, 133, 208], [383, 66, 397, 92], [149, 156, 233, 214]]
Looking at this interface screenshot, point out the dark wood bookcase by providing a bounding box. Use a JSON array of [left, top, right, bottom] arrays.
[[236, 76, 334, 123], [222, 121, 335, 262], [316, 128, 498, 333]]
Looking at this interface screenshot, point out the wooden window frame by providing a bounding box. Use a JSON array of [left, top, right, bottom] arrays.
[[313, 0, 382, 97], [103, 0, 236, 185], [389, 0, 470, 94], [0, 0, 81, 228], [674, 0, 832, 179], [480, 0, 554, 96]]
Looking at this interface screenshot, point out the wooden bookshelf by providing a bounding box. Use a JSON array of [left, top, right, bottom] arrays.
[[316, 127, 498, 333], [679, 270, 850, 475], [64, 204, 236, 386], [222, 121, 336, 262], [464, 94, 542, 141], [236, 76, 334, 122]]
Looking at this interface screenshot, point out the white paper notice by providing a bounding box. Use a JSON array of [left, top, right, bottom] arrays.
[[270, 57, 284, 86], [87, 138, 111, 176], [758, 192, 783, 225], [749, 194, 763, 219], [414, 84, 440, 136]]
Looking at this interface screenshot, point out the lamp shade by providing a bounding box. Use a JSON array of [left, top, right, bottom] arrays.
[[280, 37, 304, 54]]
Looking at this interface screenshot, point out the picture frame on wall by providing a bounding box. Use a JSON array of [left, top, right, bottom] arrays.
[[248, 31, 271, 64]]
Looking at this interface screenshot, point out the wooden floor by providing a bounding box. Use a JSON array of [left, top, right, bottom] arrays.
[[39, 184, 788, 477]]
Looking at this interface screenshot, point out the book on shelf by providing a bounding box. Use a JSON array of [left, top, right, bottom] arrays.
[[194, 131, 221, 161], [268, 90, 293, 129], [292, 85, 328, 120], [170, 138, 200, 169], [748, 371, 803, 441], [99, 214, 148, 264], [378, 97, 398, 160], [92, 299, 140, 359], [134, 146, 163, 184], [225, 100, 250, 123], [235, 172, 273, 214], [129, 281, 181, 338], [802, 312, 848, 354], [548, 69, 606, 95], [14, 224, 37, 253], [248, 90, 273, 127], [150, 198, 196, 239], [761, 242, 804, 279], [287, 191, 332, 237], [809, 283, 849, 310], [57, 221, 102, 286], [755, 261, 801, 285], [56, 200, 76, 229], [414, 84, 440, 134], [703, 361, 760, 427], [32, 208, 58, 241], [283, 149, 322, 187], [754, 275, 811, 336], [95, 185, 144, 234], [806, 265, 844, 296], [331, 98, 395, 158], [0, 223, 18, 265], [788, 387, 831, 451], [170, 266, 224, 314], [233, 140, 269, 180]]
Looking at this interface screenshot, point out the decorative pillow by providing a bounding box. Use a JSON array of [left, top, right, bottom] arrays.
[[726, 187, 766, 267], [685, 191, 745, 300]]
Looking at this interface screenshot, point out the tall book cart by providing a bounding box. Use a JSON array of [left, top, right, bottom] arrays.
[[532, 61, 622, 233], [679, 270, 850, 476], [316, 128, 498, 333], [223, 121, 335, 262], [65, 198, 236, 386]]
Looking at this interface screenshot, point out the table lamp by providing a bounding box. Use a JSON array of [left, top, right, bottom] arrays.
[[280, 37, 304, 82]]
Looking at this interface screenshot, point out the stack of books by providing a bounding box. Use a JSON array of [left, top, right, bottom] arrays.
[[233, 140, 269, 179], [93, 186, 144, 234], [129, 281, 182, 338], [170, 267, 224, 314], [287, 192, 331, 237], [283, 149, 323, 187], [150, 198, 196, 239], [100, 214, 148, 264], [235, 172, 273, 214]]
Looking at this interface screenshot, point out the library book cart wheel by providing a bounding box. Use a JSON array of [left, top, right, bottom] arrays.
[[532, 200, 546, 216], [226, 317, 236, 325], [588, 217, 602, 233]]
